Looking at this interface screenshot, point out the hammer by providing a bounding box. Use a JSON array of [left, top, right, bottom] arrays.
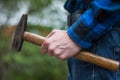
[[12, 14, 119, 71]]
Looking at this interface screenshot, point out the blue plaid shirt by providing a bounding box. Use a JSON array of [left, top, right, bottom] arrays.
[[64, 0, 120, 49]]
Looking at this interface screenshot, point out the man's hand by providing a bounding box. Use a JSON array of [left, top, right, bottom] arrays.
[[41, 29, 81, 60]]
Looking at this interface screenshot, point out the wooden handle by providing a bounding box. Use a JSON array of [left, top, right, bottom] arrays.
[[23, 32, 119, 71], [75, 51, 119, 71]]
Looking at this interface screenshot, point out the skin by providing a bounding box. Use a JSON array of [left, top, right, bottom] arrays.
[[41, 29, 81, 60]]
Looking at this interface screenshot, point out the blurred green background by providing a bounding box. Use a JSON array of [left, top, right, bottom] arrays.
[[0, 0, 68, 80]]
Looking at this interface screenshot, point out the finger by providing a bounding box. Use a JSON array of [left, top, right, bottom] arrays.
[[57, 49, 72, 60], [58, 54, 67, 60], [53, 45, 68, 60], [46, 29, 58, 38], [48, 44, 55, 56], [48, 44, 60, 56], [40, 40, 50, 54], [53, 48, 63, 57]]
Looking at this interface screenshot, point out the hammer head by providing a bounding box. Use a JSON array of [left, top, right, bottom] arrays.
[[12, 14, 27, 51]]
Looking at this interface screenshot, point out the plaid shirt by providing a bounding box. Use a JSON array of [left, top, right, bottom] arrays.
[[64, 0, 120, 49]]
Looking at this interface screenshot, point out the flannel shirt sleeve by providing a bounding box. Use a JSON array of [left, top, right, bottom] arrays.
[[67, 0, 120, 49]]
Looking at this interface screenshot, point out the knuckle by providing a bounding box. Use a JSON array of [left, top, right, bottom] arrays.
[[60, 55, 66, 60], [49, 47, 54, 52], [54, 50, 60, 56], [48, 45, 55, 53], [44, 40, 50, 45], [48, 48, 54, 56], [54, 52, 60, 57], [52, 29, 59, 32]]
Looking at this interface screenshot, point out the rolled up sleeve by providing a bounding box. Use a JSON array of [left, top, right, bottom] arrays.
[[67, 0, 120, 49]]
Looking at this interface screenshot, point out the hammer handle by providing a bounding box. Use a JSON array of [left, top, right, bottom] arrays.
[[23, 32, 119, 71]]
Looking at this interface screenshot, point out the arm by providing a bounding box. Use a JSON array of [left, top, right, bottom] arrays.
[[40, 0, 120, 60], [67, 0, 120, 49]]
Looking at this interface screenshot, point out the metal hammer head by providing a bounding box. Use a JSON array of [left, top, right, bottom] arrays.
[[12, 14, 27, 51]]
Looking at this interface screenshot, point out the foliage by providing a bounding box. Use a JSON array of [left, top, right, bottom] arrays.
[[0, 0, 52, 25], [0, 25, 68, 80], [28, 0, 52, 14], [0, 0, 52, 13], [0, 0, 68, 79]]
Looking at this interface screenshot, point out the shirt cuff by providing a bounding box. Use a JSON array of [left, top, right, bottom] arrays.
[[67, 27, 92, 49]]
